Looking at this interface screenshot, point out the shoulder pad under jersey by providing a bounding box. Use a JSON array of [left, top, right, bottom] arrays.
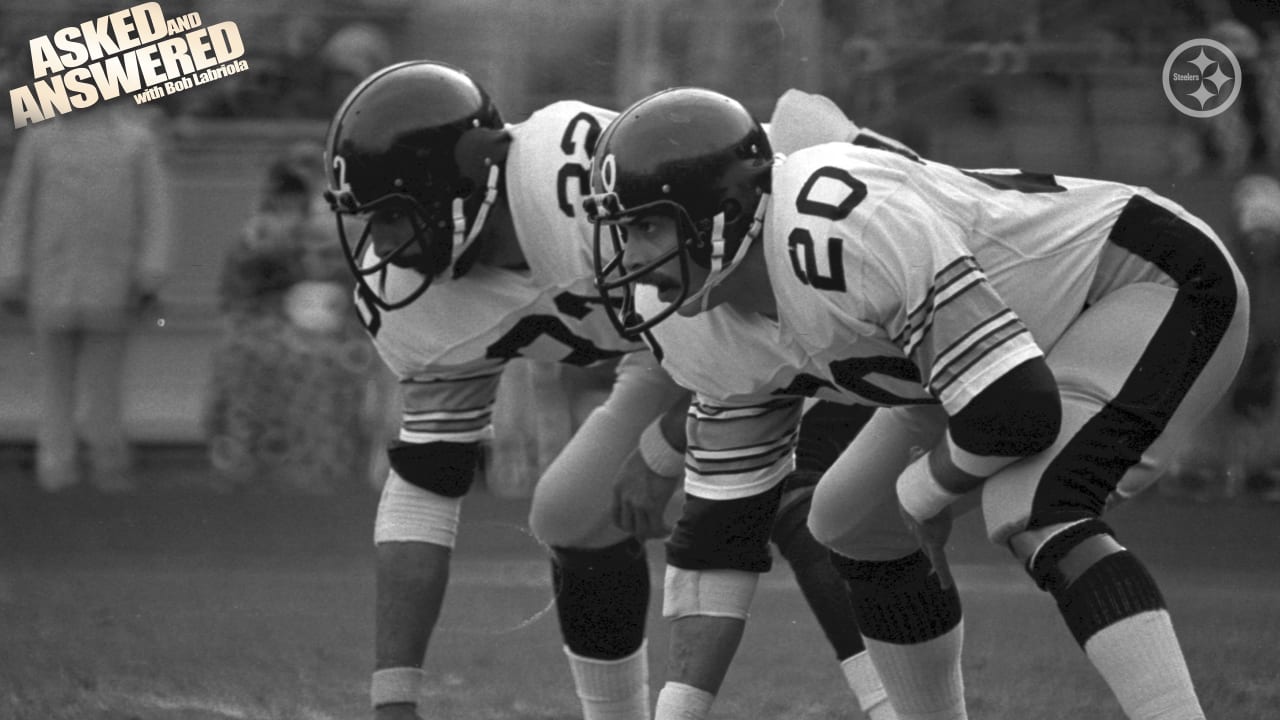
[[505, 102, 618, 289]]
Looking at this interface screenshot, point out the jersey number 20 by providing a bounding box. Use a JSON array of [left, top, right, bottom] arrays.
[[787, 167, 866, 293]]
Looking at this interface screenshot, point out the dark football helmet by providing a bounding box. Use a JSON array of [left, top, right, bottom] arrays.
[[584, 87, 772, 338], [324, 60, 509, 310]]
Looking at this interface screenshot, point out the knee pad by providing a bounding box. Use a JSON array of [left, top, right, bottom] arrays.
[[770, 471, 828, 570], [551, 539, 650, 659], [374, 472, 463, 547], [662, 566, 759, 620], [829, 550, 962, 644], [665, 484, 784, 573], [1014, 519, 1169, 645], [1016, 518, 1118, 594]]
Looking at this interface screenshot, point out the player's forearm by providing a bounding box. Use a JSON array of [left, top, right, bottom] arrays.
[[900, 358, 1060, 519], [658, 391, 692, 452]]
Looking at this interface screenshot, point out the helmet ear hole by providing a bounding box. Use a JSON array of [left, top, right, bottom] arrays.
[[455, 127, 512, 184], [691, 217, 713, 249], [455, 178, 476, 198]]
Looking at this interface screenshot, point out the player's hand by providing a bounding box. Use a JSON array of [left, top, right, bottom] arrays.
[[899, 503, 955, 590], [374, 704, 423, 720], [612, 448, 679, 540]]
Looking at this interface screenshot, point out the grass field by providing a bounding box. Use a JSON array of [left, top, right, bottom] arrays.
[[2, 449, 1278, 720]]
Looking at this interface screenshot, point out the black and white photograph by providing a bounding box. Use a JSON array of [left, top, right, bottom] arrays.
[[1, 1, 1277, 718]]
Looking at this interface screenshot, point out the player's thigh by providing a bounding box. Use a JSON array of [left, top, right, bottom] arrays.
[[983, 282, 1249, 543], [529, 352, 685, 548], [809, 404, 948, 560]]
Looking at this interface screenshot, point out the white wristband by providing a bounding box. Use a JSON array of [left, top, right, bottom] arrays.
[[371, 667, 426, 709], [639, 420, 685, 478], [897, 452, 963, 522]]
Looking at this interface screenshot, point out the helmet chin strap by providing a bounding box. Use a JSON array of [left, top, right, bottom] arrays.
[[451, 162, 501, 265], [679, 193, 770, 314]]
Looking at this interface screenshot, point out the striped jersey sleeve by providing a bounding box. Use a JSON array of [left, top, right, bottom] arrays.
[[682, 395, 804, 500], [864, 184, 1043, 414], [397, 359, 506, 444]]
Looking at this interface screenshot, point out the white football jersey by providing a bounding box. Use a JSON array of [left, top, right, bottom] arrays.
[[360, 101, 644, 443], [636, 133, 938, 498], [764, 141, 1208, 415], [640, 287, 817, 497]]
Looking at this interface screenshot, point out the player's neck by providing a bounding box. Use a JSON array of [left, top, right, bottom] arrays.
[[471, 198, 528, 270], [721, 241, 777, 320]]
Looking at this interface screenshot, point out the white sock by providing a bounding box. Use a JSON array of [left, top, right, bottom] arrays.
[[1084, 611, 1205, 720], [654, 681, 714, 720], [842, 650, 898, 720], [863, 622, 967, 720], [565, 642, 650, 720]]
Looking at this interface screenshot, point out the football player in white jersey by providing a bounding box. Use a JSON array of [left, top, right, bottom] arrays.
[[324, 62, 897, 720], [586, 87, 1249, 720]]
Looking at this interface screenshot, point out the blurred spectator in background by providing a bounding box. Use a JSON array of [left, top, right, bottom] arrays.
[[1167, 10, 1280, 501], [203, 142, 386, 494], [180, 18, 392, 120], [1225, 174, 1280, 500], [1200, 17, 1280, 174], [317, 23, 393, 117], [273, 14, 331, 117], [0, 102, 174, 494]]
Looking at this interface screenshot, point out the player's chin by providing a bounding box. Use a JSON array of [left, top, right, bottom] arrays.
[[655, 285, 682, 304]]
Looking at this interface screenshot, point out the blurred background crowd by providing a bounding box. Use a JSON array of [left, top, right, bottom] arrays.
[[0, 0, 1276, 502]]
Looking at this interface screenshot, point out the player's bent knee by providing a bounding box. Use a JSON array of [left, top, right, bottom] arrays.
[[374, 472, 463, 547], [805, 486, 873, 557], [1012, 518, 1123, 593], [527, 402, 641, 547], [806, 509, 918, 562], [771, 471, 828, 569], [663, 566, 759, 620], [1012, 519, 1169, 646], [530, 502, 622, 549], [804, 505, 843, 551]]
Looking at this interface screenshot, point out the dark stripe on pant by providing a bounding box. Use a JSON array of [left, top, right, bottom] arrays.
[[1031, 194, 1239, 522]]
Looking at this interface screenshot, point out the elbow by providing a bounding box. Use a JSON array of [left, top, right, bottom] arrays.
[[952, 358, 1061, 457], [1018, 357, 1062, 454], [1019, 386, 1062, 455]]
